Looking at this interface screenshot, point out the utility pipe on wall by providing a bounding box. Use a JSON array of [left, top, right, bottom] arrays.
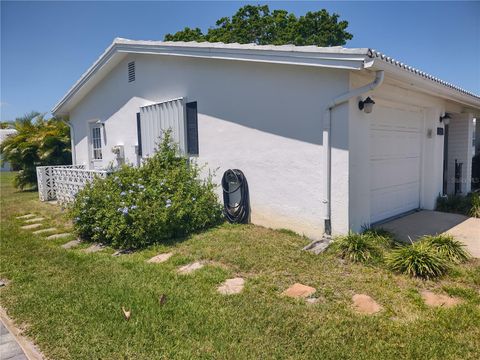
[[322, 70, 384, 235]]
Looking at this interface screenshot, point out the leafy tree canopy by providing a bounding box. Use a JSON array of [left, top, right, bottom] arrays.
[[164, 5, 353, 47], [0, 111, 71, 189]]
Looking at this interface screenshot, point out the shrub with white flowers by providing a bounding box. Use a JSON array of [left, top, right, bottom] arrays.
[[70, 132, 223, 249]]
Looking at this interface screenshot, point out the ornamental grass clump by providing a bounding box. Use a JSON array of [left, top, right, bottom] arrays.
[[331, 233, 382, 264], [71, 132, 223, 249], [422, 234, 471, 264], [386, 241, 449, 279]]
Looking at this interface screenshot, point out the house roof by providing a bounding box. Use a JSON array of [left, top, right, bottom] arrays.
[[52, 38, 480, 115]]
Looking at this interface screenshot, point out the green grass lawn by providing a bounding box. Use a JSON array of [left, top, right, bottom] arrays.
[[1, 172, 479, 359]]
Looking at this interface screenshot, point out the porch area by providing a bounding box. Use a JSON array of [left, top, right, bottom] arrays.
[[36, 165, 109, 204], [379, 210, 480, 258]]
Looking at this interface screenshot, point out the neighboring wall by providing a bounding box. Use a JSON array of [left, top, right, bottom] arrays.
[[446, 114, 474, 194], [69, 54, 350, 238]]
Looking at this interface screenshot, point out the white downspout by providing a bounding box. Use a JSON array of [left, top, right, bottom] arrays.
[[322, 70, 384, 235]]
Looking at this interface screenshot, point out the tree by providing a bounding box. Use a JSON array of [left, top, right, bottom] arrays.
[[0, 112, 71, 190], [164, 5, 353, 47]]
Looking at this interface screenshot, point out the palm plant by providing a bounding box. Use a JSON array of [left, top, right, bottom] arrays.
[[0, 112, 71, 189]]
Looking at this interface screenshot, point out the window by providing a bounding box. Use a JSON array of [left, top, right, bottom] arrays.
[[128, 61, 135, 82], [186, 101, 199, 155], [91, 126, 103, 160]]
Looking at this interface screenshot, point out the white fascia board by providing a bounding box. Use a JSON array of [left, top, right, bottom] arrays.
[[52, 40, 368, 115], [368, 60, 480, 112]]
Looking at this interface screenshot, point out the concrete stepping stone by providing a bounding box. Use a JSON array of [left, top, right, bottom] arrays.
[[61, 239, 82, 249], [20, 224, 42, 230], [24, 217, 45, 223], [147, 252, 173, 263], [46, 233, 72, 240], [32, 227, 57, 235], [217, 277, 245, 295], [16, 214, 35, 219], [112, 249, 133, 256], [84, 244, 105, 253], [282, 283, 316, 298], [177, 262, 204, 274], [420, 290, 463, 308], [352, 294, 382, 314]]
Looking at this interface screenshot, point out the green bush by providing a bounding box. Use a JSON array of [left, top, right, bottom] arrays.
[[469, 192, 480, 218], [387, 241, 449, 279], [436, 194, 472, 215], [422, 234, 471, 264], [331, 233, 383, 263], [71, 133, 223, 249]]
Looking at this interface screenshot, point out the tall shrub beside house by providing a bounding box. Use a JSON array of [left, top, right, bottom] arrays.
[[71, 133, 223, 249], [0, 112, 71, 189]]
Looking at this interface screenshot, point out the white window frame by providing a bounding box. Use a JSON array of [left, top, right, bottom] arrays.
[[88, 121, 103, 166]]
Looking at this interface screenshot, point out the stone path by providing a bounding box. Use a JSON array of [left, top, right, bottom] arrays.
[[147, 253, 173, 263], [46, 233, 72, 240], [84, 244, 105, 253], [217, 278, 245, 295], [24, 217, 44, 224], [420, 290, 463, 308], [352, 294, 382, 314], [32, 228, 57, 235], [15, 214, 35, 219], [282, 283, 316, 298], [61, 239, 82, 249], [177, 262, 204, 274], [20, 224, 42, 230]]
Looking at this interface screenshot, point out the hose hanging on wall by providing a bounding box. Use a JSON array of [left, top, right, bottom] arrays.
[[222, 169, 250, 224]]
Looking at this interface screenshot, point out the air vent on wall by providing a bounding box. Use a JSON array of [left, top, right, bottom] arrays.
[[128, 61, 135, 82]]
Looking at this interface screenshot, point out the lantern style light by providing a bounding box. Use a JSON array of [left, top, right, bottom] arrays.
[[358, 97, 375, 114]]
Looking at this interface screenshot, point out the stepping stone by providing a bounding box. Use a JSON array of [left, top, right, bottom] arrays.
[[112, 249, 133, 256], [84, 244, 105, 253], [20, 224, 42, 230], [352, 294, 382, 314], [46, 233, 72, 240], [32, 227, 57, 235], [16, 214, 35, 219], [24, 217, 45, 223], [61, 239, 82, 249], [147, 252, 173, 263], [420, 290, 463, 308], [177, 262, 204, 274], [282, 283, 316, 298], [217, 277, 245, 295]]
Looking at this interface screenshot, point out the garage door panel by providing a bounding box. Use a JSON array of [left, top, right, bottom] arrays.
[[369, 105, 423, 223]]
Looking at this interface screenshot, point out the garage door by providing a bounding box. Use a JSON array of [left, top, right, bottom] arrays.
[[370, 105, 423, 223]]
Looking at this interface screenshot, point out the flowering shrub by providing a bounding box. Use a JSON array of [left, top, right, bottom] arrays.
[[70, 133, 223, 249]]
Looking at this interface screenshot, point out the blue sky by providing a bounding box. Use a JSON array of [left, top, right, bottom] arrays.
[[1, 1, 479, 121]]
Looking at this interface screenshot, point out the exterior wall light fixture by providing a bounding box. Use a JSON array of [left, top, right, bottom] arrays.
[[440, 113, 451, 125], [358, 97, 375, 114]]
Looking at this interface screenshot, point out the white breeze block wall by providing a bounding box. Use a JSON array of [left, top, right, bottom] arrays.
[[69, 54, 350, 239]]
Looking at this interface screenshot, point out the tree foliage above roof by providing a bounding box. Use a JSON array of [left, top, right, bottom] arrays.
[[164, 5, 353, 47]]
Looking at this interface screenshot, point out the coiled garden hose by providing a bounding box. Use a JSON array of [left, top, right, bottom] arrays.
[[221, 169, 250, 224]]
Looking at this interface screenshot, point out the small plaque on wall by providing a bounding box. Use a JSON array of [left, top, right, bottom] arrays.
[[437, 127, 444, 136]]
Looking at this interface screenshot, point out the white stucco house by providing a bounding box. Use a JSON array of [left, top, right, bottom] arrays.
[[50, 38, 480, 238]]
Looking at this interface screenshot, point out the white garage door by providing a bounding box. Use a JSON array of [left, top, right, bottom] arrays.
[[370, 105, 423, 223]]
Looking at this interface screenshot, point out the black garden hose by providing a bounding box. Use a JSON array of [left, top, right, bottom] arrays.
[[222, 169, 250, 224]]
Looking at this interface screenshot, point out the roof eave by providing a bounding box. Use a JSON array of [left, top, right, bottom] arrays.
[[369, 59, 480, 111]]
